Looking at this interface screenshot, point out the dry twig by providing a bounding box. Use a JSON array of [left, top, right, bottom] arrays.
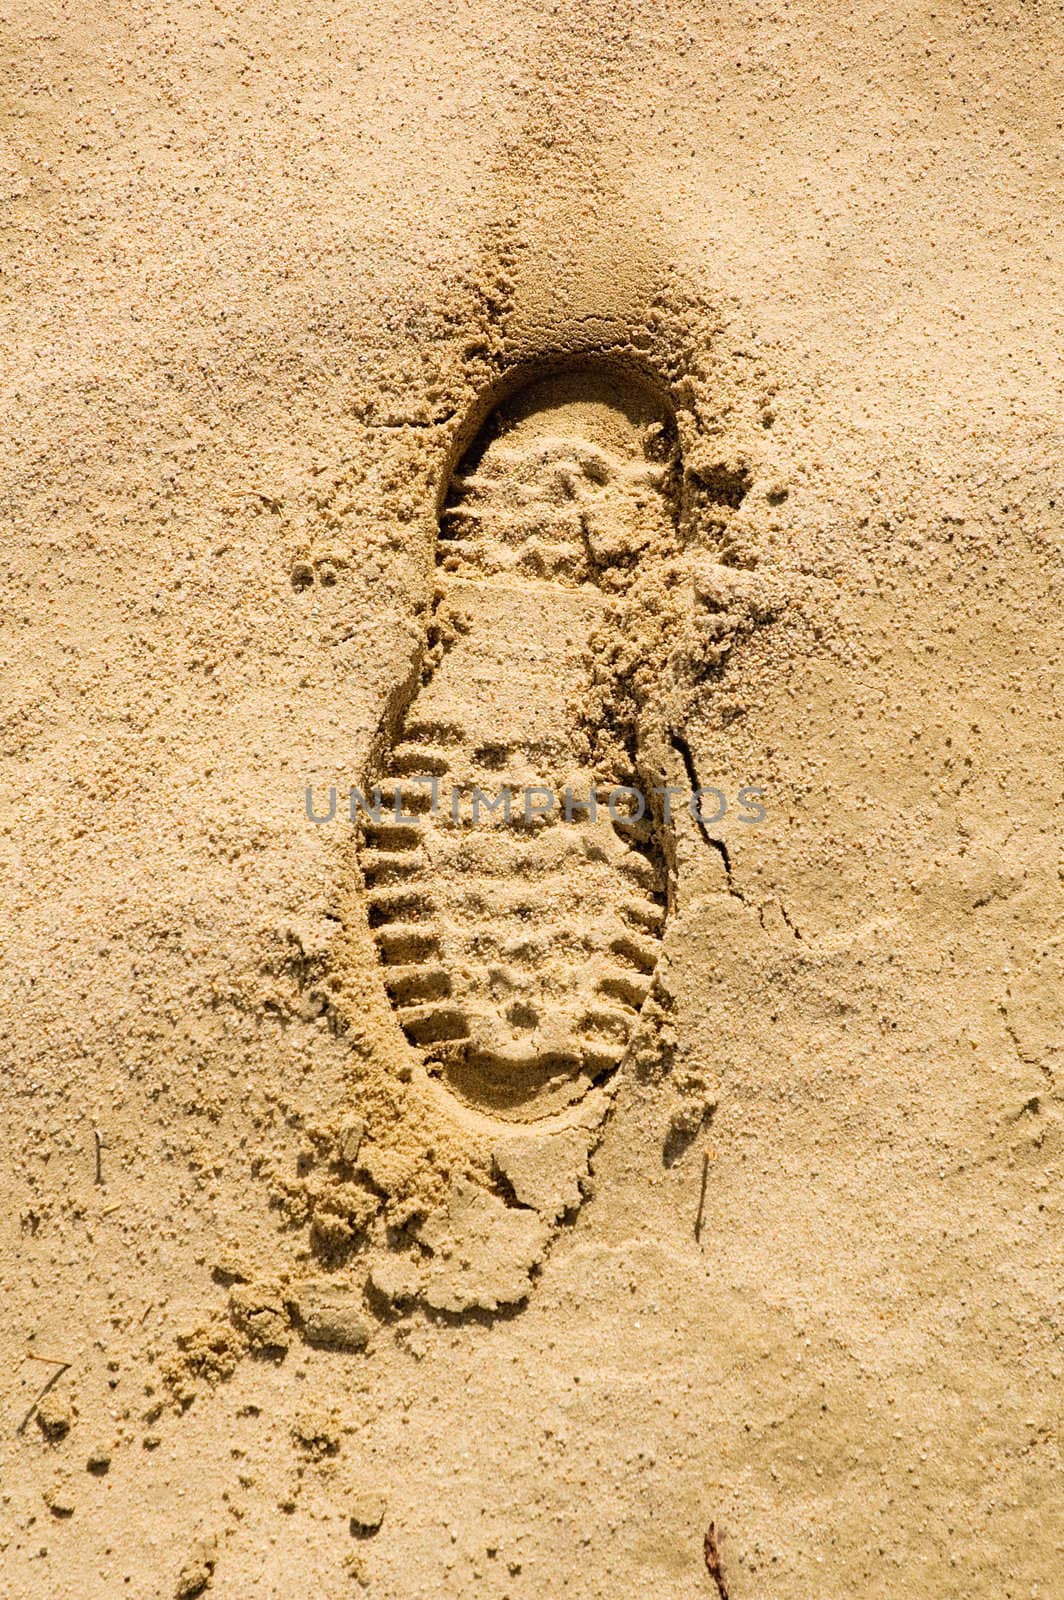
[[704, 1521, 730, 1599]]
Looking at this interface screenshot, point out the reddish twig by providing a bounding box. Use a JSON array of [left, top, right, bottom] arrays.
[[694, 1149, 710, 1241]]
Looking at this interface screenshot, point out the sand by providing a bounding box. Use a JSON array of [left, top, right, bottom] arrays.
[[2, 1, 1062, 1595]]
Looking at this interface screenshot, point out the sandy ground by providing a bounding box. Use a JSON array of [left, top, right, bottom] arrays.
[[2, 1, 1063, 1595]]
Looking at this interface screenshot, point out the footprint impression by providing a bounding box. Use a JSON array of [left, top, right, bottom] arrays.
[[361, 366, 684, 1127]]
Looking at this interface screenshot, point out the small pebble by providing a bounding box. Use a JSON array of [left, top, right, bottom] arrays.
[[43, 1480, 75, 1518], [35, 1390, 73, 1442], [349, 1489, 388, 1536]]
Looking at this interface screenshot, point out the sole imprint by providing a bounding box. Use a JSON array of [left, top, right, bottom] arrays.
[[361, 366, 681, 1121]]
